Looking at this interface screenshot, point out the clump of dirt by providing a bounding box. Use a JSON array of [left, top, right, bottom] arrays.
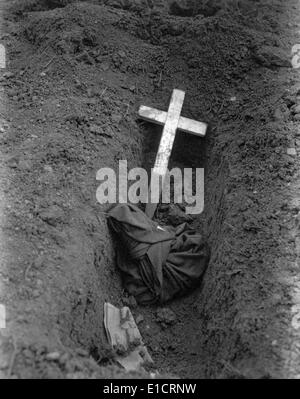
[[168, 0, 220, 17], [1, 0, 300, 379], [10, 0, 81, 14]]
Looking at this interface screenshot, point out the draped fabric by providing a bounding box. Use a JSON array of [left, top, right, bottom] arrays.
[[108, 204, 210, 305]]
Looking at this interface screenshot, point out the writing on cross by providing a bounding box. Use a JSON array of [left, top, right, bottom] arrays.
[[138, 89, 207, 218]]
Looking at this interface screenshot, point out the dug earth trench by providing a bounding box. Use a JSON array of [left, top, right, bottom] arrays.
[[1, 0, 300, 378]]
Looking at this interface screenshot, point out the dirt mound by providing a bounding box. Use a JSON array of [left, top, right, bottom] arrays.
[[11, 0, 80, 13], [1, 0, 300, 379]]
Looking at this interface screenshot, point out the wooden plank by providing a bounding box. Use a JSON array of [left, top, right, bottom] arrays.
[[145, 89, 185, 218], [104, 302, 153, 372], [139, 105, 207, 137]]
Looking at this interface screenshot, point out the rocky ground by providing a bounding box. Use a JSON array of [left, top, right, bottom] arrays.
[[0, 0, 300, 379]]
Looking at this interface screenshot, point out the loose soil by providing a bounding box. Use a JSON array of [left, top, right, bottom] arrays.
[[1, 0, 300, 379]]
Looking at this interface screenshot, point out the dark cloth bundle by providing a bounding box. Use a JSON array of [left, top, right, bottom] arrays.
[[108, 204, 210, 305]]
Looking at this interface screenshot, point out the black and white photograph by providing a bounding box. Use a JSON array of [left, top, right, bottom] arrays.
[[0, 0, 299, 385]]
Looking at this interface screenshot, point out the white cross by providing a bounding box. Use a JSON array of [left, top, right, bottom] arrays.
[[138, 89, 207, 218]]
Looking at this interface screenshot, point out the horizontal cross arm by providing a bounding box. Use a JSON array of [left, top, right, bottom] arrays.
[[138, 105, 207, 137]]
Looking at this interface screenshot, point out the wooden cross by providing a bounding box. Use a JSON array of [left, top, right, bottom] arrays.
[[138, 89, 207, 218]]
